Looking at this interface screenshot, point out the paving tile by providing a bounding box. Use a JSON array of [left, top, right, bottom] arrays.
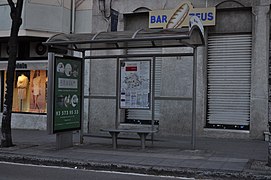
[[220, 162, 247, 171], [198, 160, 224, 170], [175, 159, 206, 168]]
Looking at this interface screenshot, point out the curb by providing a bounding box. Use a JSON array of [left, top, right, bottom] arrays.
[[0, 153, 270, 180]]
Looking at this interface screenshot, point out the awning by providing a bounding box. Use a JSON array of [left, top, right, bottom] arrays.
[[44, 26, 205, 53]]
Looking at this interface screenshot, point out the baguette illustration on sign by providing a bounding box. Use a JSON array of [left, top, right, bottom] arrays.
[[166, 3, 191, 28], [149, 1, 216, 29]]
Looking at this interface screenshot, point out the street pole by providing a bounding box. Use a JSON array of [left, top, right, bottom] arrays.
[[269, 121, 271, 166], [268, 54, 271, 166], [268, 57, 271, 166]]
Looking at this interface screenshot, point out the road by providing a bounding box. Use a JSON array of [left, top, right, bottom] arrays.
[[0, 161, 194, 180]]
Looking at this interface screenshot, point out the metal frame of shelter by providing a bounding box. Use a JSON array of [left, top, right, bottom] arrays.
[[45, 25, 205, 149]]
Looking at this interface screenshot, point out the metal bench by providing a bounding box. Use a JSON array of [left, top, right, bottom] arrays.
[[100, 128, 158, 149]]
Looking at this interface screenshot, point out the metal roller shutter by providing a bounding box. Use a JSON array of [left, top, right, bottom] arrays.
[[125, 47, 162, 125], [207, 34, 252, 127]]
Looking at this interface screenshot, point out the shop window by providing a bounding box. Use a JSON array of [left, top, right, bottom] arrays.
[[3, 70, 48, 113]]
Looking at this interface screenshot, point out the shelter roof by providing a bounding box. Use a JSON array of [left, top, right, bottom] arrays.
[[44, 26, 204, 52]]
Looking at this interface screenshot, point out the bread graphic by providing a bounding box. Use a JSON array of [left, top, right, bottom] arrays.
[[166, 3, 190, 28]]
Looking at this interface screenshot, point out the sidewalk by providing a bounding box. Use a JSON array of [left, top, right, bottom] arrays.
[[0, 129, 270, 180]]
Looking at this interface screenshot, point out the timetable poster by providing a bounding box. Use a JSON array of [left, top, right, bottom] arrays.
[[120, 60, 151, 109]]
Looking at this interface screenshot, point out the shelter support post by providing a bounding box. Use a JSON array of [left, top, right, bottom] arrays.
[[191, 47, 197, 150], [47, 52, 54, 134], [151, 57, 156, 144], [115, 58, 120, 128], [80, 51, 85, 144]]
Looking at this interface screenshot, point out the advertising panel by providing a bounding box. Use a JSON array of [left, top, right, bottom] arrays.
[[149, 1, 216, 29], [52, 56, 82, 133], [120, 60, 151, 109]]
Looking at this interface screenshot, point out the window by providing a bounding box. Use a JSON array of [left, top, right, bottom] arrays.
[[3, 70, 48, 113]]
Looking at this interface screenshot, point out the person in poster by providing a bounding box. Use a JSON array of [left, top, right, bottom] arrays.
[[32, 70, 41, 111]]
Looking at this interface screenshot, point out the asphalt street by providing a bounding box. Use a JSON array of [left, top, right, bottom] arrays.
[[0, 161, 194, 180]]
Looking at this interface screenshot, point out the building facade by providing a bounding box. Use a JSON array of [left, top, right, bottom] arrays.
[[88, 0, 270, 140], [0, 0, 92, 129], [0, 0, 270, 140]]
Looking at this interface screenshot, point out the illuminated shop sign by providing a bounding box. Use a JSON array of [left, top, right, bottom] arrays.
[[16, 63, 27, 69], [149, 1, 216, 29]]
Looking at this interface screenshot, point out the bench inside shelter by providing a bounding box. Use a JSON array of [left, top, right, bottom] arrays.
[[100, 128, 158, 149]]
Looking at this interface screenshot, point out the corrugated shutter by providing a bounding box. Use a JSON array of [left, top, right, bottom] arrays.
[[125, 47, 162, 124], [207, 34, 252, 126]]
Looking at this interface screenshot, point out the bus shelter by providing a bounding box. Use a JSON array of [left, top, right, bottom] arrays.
[[45, 23, 205, 149]]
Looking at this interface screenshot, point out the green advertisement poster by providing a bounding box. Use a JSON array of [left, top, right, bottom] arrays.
[[53, 56, 82, 133]]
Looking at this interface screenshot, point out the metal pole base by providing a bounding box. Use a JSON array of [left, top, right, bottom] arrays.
[[56, 132, 73, 150]]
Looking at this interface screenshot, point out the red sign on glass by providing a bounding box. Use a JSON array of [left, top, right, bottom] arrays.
[[126, 66, 137, 71]]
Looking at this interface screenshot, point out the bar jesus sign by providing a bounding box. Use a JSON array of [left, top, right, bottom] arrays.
[[149, 1, 216, 29]]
